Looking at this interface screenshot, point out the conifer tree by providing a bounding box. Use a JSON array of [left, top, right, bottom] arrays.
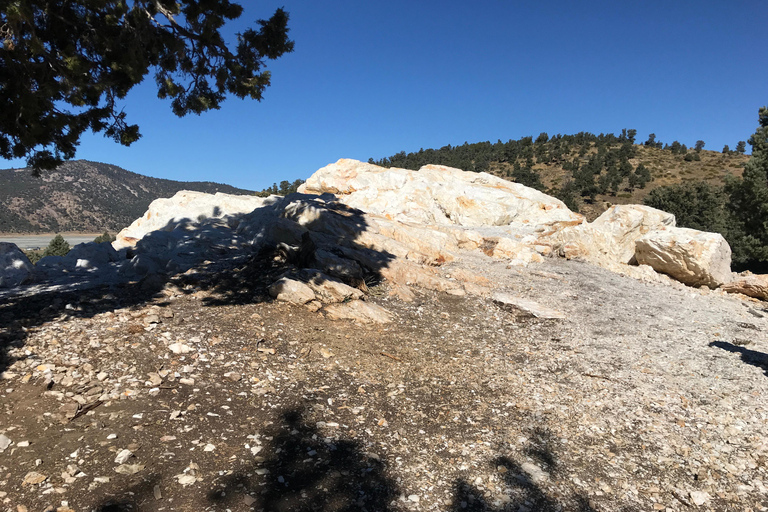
[[726, 107, 768, 265], [1, 1, 293, 172]]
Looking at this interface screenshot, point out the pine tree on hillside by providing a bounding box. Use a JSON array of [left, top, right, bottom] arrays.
[[725, 107, 768, 266]]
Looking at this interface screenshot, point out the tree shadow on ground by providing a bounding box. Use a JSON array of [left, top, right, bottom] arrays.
[[207, 406, 399, 511], [0, 193, 394, 374], [450, 425, 596, 512], [83, 406, 611, 512], [709, 340, 768, 376]]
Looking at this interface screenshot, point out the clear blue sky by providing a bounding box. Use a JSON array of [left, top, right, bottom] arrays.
[[6, 0, 768, 191]]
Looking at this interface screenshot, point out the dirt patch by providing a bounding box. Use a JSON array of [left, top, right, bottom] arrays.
[[1, 256, 768, 511]]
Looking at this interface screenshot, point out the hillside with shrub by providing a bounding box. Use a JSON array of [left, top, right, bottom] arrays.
[[370, 131, 750, 219], [0, 160, 255, 234]]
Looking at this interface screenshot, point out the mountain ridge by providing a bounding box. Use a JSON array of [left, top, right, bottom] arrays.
[[0, 160, 255, 234]]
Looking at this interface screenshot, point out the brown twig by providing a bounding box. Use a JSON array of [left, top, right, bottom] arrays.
[[581, 373, 614, 382], [380, 352, 402, 362], [70, 400, 104, 421]]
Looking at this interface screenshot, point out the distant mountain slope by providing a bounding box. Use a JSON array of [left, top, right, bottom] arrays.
[[0, 160, 255, 233]]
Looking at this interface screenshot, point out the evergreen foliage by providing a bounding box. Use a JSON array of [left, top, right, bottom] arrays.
[[255, 179, 304, 197], [367, 127, 753, 215], [94, 231, 117, 244], [42, 234, 70, 257], [0, 1, 294, 172], [643, 106, 768, 271], [644, 182, 729, 233], [370, 129, 657, 205], [724, 107, 768, 267]]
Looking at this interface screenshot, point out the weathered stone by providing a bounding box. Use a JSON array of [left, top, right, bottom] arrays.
[[485, 237, 544, 265], [312, 249, 364, 284], [114, 190, 277, 249], [66, 241, 120, 270], [268, 277, 315, 305], [492, 292, 565, 319], [0, 242, 35, 288], [296, 269, 364, 303], [22, 472, 47, 486], [299, 159, 581, 231], [722, 272, 768, 300], [635, 227, 733, 288], [324, 300, 393, 324], [550, 205, 675, 265]]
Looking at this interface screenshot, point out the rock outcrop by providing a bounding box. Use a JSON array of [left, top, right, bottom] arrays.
[[299, 159, 583, 231], [37, 241, 120, 273], [0, 242, 35, 288], [635, 227, 733, 288], [549, 205, 675, 266], [114, 191, 278, 250], [1, 158, 752, 303]]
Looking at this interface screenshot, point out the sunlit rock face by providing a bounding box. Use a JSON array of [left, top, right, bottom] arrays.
[[299, 158, 583, 231], [3, 158, 739, 304], [635, 227, 734, 288]]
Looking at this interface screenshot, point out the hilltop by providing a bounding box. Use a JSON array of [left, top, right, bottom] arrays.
[[370, 134, 750, 220], [0, 160, 255, 234]]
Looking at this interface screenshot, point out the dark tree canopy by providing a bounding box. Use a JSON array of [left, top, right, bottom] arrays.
[[0, 1, 293, 172]]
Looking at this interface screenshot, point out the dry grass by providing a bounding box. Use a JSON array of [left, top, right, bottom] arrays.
[[489, 144, 749, 220]]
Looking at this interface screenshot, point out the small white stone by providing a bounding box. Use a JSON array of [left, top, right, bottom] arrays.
[[114, 449, 133, 464], [408, 494, 420, 503], [689, 491, 710, 506], [106, 434, 117, 440], [203, 443, 215, 452], [176, 474, 197, 486], [169, 343, 192, 354]]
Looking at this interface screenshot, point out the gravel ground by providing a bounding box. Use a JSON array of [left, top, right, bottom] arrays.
[[1, 254, 768, 512]]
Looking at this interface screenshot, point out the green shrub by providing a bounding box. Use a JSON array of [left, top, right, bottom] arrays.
[[42, 234, 70, 257], [93, 231, 116, 243], [23, 249, 45, 264]]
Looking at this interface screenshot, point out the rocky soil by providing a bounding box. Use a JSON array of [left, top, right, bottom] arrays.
[[2, 252, 768, 512]]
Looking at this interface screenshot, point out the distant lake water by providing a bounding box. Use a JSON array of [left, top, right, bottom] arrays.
[[0, 233, 102, 250]]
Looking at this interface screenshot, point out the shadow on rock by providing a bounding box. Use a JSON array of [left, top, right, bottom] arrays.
[[0, 193, 395, 375], [208, 407, 399, 511], [710, 340, 768, 376], [194, 193, 395, 308]]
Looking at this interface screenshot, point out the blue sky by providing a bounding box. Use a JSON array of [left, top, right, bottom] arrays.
[[6, 0, 768, 190]]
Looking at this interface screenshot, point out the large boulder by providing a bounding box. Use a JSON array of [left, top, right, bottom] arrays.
[[299, 159, 582, 232], [549, 205, 675, 266], [0, 242, 35, 288], [635, 227, 733, 288], [114, 190, 278, 249]]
